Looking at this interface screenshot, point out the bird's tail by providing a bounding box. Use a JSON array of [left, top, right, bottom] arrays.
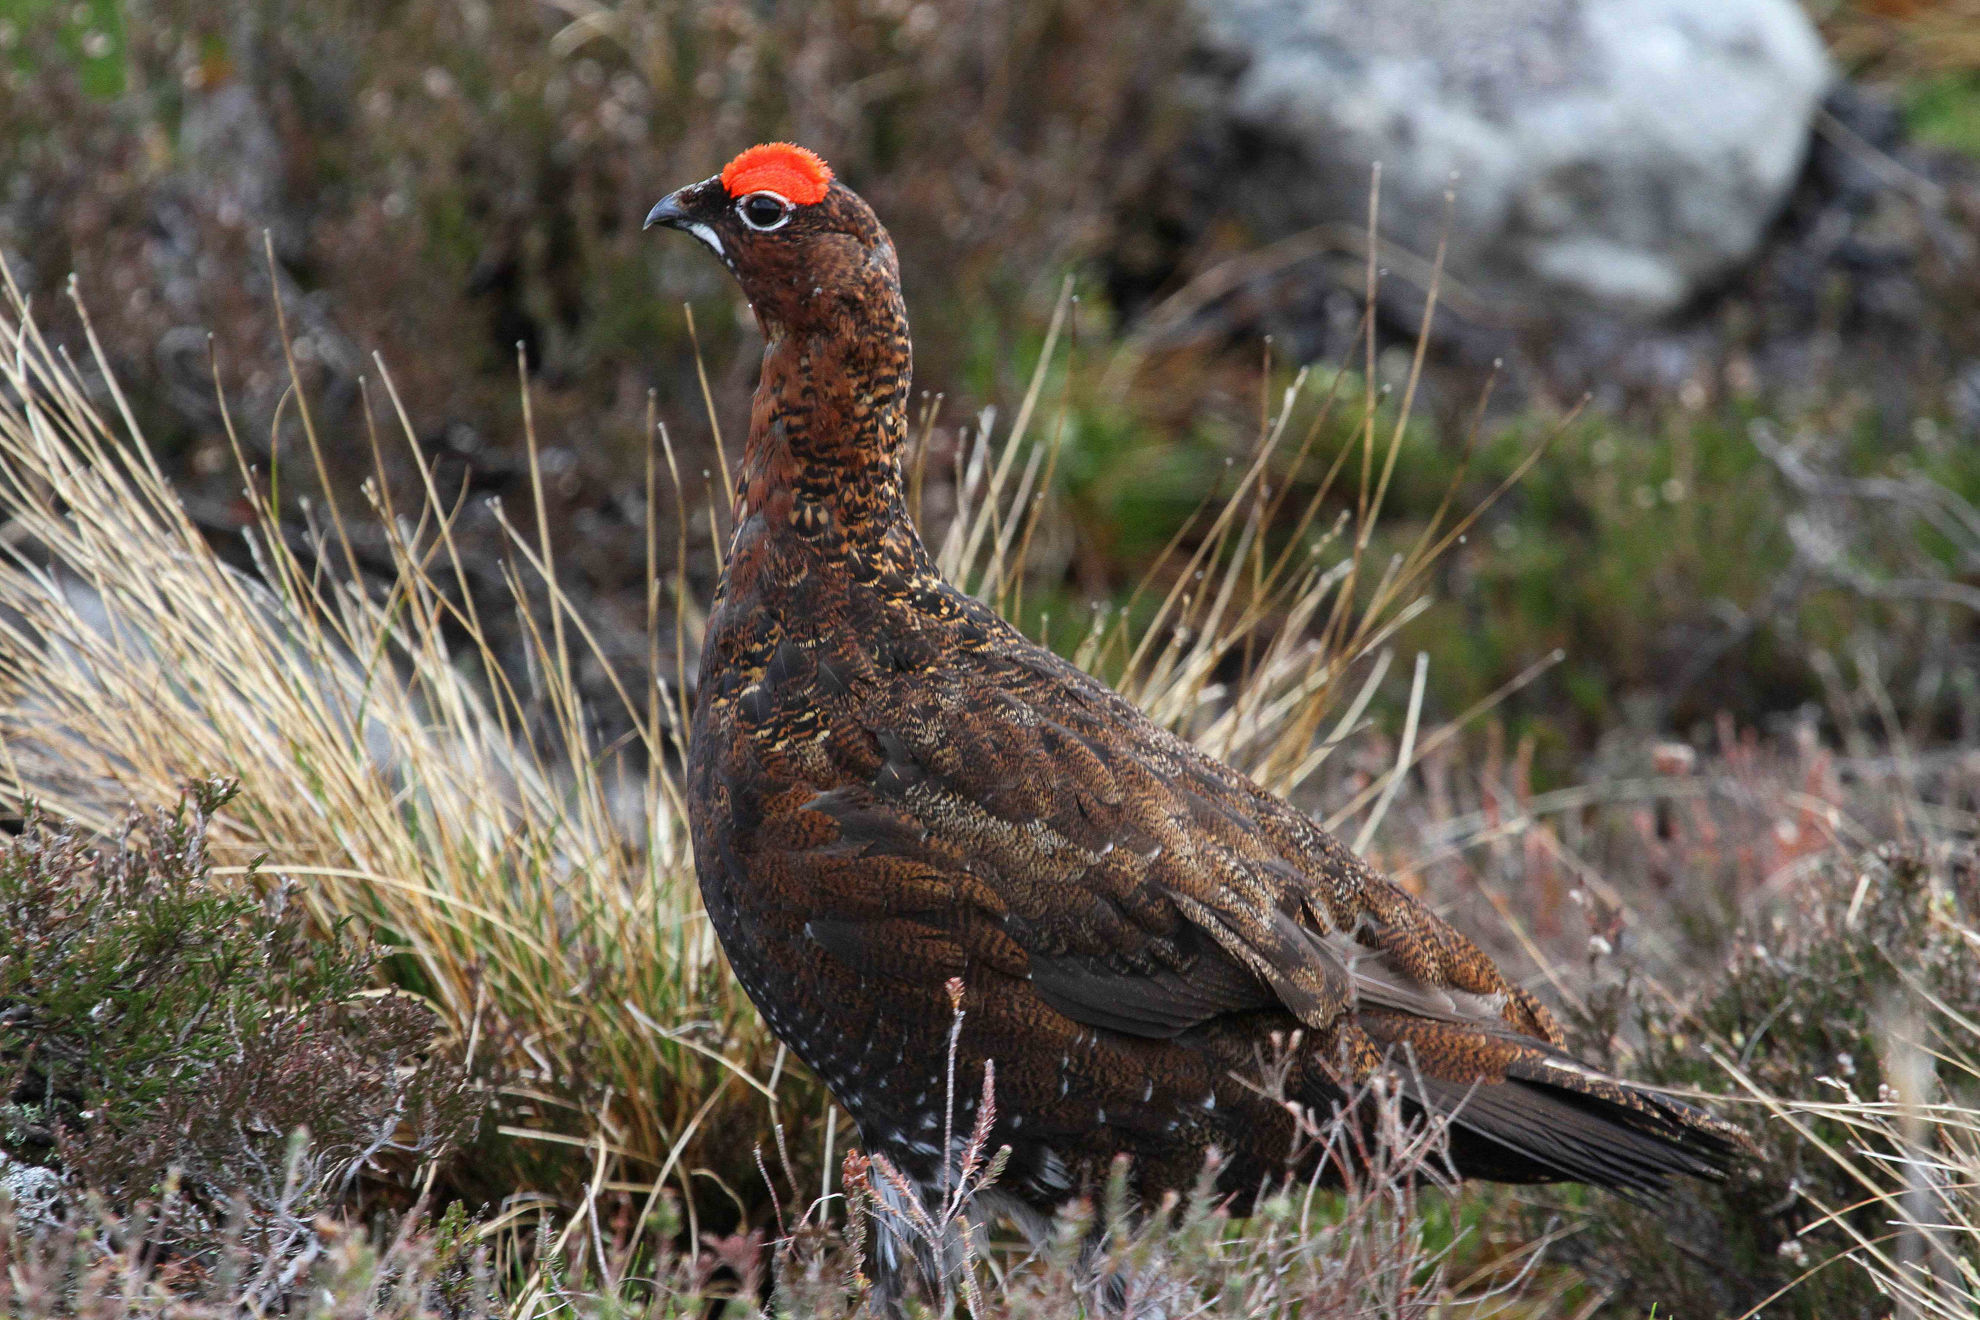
[[1344, 1010, 1746, 1194]]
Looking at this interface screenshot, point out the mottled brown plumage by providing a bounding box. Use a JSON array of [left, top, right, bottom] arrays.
[[648, 146, 1741, 1300]]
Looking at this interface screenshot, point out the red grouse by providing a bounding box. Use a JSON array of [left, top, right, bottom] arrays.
[[650, 144, 1738, 1299]]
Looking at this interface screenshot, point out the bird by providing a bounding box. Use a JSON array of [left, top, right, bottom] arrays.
[[648, 143, 1742, 1305]]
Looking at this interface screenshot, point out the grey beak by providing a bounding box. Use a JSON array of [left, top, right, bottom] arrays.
[[644, 191, 690, 231]]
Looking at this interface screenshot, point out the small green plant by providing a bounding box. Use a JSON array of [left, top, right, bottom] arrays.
[[0, 780, 485, 1258]]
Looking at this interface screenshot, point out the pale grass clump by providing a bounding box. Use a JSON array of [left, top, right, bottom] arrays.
[[1448, 731, 1980, 1320], [0, 270, 745, 1224], [1702, 837, 1980, 1320], [1732, 1009, 1980, 1319], [0, 252, 1486, 1250], [0, 266, 749, 1236]]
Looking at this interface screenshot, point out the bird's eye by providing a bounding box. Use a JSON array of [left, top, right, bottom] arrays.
[[738, 191, 793, 231]]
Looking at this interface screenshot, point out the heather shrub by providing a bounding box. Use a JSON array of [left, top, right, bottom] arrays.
[[1560, 837, 1980, 1317], [0, 1085, 1547, 1319], [0, 779, 486, 1258], [0, 1194, 498, 1319]]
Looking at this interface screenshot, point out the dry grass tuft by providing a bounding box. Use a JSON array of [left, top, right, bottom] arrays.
[[1422, 731, 1980, 1320], [0, 266, 752, 1215]]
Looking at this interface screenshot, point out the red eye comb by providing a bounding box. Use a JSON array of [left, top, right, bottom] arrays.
[[720, 142, 833, 206]]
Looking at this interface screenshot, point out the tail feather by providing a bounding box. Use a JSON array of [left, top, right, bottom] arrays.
[[1353, 1013, 1746, 1195], [1411, 1070, 1741, 1194]]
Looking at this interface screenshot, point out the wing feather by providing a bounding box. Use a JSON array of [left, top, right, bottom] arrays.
[[777, 651, 1536, 1047]]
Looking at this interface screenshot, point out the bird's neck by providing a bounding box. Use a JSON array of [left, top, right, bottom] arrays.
[[734, 302, 917, 549]]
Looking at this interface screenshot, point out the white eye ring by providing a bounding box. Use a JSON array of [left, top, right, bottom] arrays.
[[737, 190, 794, 231]]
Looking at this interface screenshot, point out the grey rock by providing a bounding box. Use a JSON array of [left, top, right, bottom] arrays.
[[0, 1151, 68, 1231], [1196, 0, 1831, 317]]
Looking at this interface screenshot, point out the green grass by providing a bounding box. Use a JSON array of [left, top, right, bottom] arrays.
[[0, 0, 125, 98], [1904, 71, 1980, 158]]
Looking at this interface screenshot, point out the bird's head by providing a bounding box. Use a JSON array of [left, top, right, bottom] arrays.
[[645, 143, 899, 338]]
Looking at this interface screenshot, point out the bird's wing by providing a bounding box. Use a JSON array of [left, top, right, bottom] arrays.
[[764, 637, 1550, 1045]]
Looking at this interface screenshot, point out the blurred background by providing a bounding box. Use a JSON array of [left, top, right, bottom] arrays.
[[7, 0, 1980, 790]]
